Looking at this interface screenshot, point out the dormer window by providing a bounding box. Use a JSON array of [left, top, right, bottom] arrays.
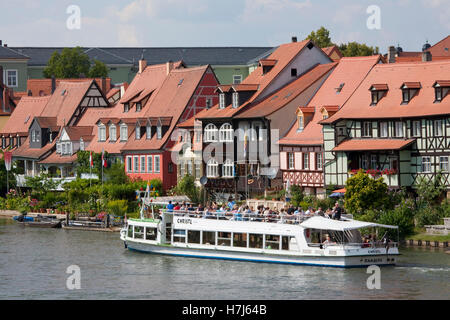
[[98, 125, 106, 142], [400, 82, 421, 104], [124, 103, 129, 113], [433, 81, 450, 102], [232, 92, 239, 108], [109, 124, 116, 141], [297, 115, 304, 132], [120, 124, 128, 141], [369, 84, 388, 106], [219, 93, 225, 109], [156, 125, 162, 139], [136, 123, 141, 139], [146, 123, 152, 139], [136, 102, 142, 112]]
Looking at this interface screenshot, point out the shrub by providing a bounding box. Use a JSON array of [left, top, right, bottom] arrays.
[[377, 199, 415, 240], [106, 200, 128, 217]]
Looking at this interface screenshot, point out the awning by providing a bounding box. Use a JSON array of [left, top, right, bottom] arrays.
[[332, 139, 415, 152], [300, 216, 398, 231]]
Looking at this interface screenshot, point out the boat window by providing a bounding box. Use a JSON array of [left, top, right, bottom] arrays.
[[202, 231, 216, 245], [145, 227, 157, 240], [217, 232, 231, 246], [249, 234, 263, 249], [173, 229, 186, 243], [281, 236, 291, 250], [233, 233, 247, 248], [127, 225, 133, 238], [188, 230, 201, 244], [265, 235, 280, 250], [134, 226, 144, 239]]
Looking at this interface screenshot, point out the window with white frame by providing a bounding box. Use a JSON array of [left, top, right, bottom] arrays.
[[362, 122, 372, 137], [379, 122, 388, 137], [156, 126, 162, 139], [219, 93, 225, 109], [133, 156, 139, 172], [412, 120, 421, 137], [204, 123, 218, 142], [124, 103, 129, 113], [147, 156, 153, 173], [187, 161, 193, 176], [62, 143, 67, 155], [57, 143, 61, 154], [6, 70, 18, 87], [439, 156, 448, 172], [361, 154, 369, 170], [140, 156, 145, 172], [146, 123, 151, 139], [180, 161, 186, 177], [98, 125, 106, 141], [120, 124, 128, 141], [80, 139, 85, 151], [434, 120, 443, 136], [288, 153, 295, 170], [223, 159, 234, 177], [127, 156, 132, 172], [316, 153, 323, 170], [232, 92, 239, 108], [206, 98, 213, 109], [422, 156, 431, 173], [219, 123, 233, 142], [136, 124, 141, 139], [297, 115, 304, 132], [233, 75, 242, 84], [207, 159, 219, 177], [136, 102, 142, 112], [370, 154, 377, 170], [195, 162, 201, 178], [394, 122, 403, 137], [154, 155, 160, 173], [303, 153, 309, 170], [109, 124, 116, 141]]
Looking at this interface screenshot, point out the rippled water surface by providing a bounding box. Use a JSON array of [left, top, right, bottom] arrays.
[[0, 218, 448, 300]]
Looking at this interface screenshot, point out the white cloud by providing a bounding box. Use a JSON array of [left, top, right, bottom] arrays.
[[241, 0, 312, 22], [117, 24, 140, 46]]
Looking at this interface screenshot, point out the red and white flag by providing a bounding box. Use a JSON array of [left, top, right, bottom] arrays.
[[4, 151, 12, 171], [101, 149, 107, 168], [89, 151, 93, 168]]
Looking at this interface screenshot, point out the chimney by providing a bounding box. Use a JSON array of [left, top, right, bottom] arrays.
[[387, 46, 397, 63], [292, 36, 297, 43], [101, 77, 106, 94], [51, 75, 56, 94], [139, 59, 147, 73], [166, 61, 174, 75], [422, 51, 432, 62], [120, 84, 126, 98]]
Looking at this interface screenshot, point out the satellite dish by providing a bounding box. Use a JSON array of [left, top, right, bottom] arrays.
[[200, 176, 208, 186]]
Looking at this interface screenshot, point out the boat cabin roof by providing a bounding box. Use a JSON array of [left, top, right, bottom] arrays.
[[300, 216, 398, 231]]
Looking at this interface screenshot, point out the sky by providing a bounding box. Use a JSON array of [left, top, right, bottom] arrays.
[[0, 0, 449, 53]]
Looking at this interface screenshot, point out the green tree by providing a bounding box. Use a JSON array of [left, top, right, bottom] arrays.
[[0, 152, 18, 195], [338, 42, 379, 57], [43, 47, 109, 79], [344, 170, 390, 216], [172, 175, 202, 204], [25, 173, 59, 198], [415, 172, 446, 208], [88, 59, 109, 78], [306, 26, 333, 48], [105, 162, 128, 185], [377, 199, 415, 239], [75, 150, 108, 178], [289, 184, 304, 207]]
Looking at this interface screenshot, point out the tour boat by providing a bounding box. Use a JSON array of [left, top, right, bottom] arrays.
[[120, 201, 400, 268]]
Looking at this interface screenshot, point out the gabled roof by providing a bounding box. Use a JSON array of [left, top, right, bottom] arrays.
[[121, 65, 210, 152], [0, 96, 50, 135], [279, 55, 382, 146], [428, 35, 450, 57], [33, 116, 59, 131], [322, 59, 450, 123], [235, 63, 337, 119], [332, 138, 416, 151], [0, 46, 29, 59], [26, 77, 111, 97], [62, 126, 94, 141], [12, 136, 56, 160], [322, 45, 343, 61]]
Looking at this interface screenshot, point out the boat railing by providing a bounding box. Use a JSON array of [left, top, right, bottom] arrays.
[[158, 209, 312, 225], [345, 242, 398, 248]]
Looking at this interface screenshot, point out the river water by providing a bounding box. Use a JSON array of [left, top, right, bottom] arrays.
[[0, 218, 448, 300]]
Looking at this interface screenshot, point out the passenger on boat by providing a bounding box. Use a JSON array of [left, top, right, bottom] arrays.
[[278, 208, 287, 224], [332, 202, 342, 220], [287, 204, 295, 215], [174, 202, 181, 211], [317, 207, 325, 217], [323, 235, 335, 246], [324, 209, 332, 219], [167, 201, 174, 212]]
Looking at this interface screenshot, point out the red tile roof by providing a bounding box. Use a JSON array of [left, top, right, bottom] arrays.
[[322, 60, 450, 123], [370, 84, 389, 91], [12, 137, 56, 159], [1, 96, 51, 135], [235, 63, 336, 119], [38, 152, 78, 164], [279, 55, 382, 146], [428, 35, 450, 57], [332, 138, 415, 151], [122, 65, 210, 152], [26, 78, 112, 97], [322, 46, 343, 61], [64, 126, 94, 141]]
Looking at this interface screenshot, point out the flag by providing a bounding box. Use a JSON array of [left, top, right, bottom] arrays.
[[89, 151, 93, 168], [145, 183, 150, 200], [102, 149, 107, 168]]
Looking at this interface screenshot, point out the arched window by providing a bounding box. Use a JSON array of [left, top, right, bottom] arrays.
[[222, 159, 234, 178], [206, 159, 219, 178], [219, 123, 233, 142], [204, 123, 218, 142]]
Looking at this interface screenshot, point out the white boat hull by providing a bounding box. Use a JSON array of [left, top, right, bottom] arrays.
[[124, 240, 398, 268]]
